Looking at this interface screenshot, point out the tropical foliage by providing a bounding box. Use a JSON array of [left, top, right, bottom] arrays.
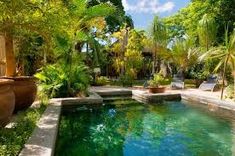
[[149, 16, 168, 74], [201, 28, 235, 99], [170, 37, 199, 73], [1, 0, 235, 99], [35, 62, 90, 98], [111, 28, 145, 86]]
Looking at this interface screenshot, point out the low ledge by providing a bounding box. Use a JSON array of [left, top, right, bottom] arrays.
[[181, 93, 235, 112], [92, 87, 132, 97], [19, 100, 62, 156], [19, 91, 103, 156], [133, 90, 181, 103], [61, 92, 103, 106]]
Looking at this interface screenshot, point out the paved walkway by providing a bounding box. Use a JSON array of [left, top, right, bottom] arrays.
[[92, 86, 223, 100]]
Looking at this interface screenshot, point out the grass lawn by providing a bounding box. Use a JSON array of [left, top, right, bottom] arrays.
[[0, 104, 46, 156]]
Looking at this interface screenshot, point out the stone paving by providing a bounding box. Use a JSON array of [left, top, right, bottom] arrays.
[[92, 86, 223, 100], [92, 86, 235, 111]]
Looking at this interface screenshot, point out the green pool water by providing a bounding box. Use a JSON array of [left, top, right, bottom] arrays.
[[55, 100, 235, 156]]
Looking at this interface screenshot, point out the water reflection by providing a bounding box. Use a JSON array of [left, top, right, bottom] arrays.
[[56, 100, 235, 156]]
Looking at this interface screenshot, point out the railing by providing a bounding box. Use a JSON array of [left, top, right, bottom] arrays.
[[0, 35, 6, 76]]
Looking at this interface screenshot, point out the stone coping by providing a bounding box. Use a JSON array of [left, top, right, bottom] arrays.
[[132, 90, 181, 103], [19, 92, 103, 156], [61, 91, 103, 106], [19, 100, 62, 156], [19, 89, 235, 156], [181, 93, 235, 112], [91, 87, 132, 97]]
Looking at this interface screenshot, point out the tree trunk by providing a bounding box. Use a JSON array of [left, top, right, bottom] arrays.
[[221, 56, 229, 100], [152, 44, 157, 75], [121, 28, 128, 77], [5, 32, 16, 77]]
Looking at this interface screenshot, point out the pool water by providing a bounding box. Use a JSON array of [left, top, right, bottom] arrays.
[[55, 100, 235, 156]]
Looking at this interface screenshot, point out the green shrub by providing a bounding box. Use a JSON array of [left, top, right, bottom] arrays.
[[189, 71, 207, 80], [120, 73, 133, 87], [35, 64, 91, 98], [225, 84, 234, 99], [0, 105, 46, 156], [95, 76, 110, 86]]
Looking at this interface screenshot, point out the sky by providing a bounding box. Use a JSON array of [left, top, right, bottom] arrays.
[[122, 0, 190, 30]]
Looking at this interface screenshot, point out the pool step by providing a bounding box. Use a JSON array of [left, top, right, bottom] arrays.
[[103, 96, 132, 101], [132, 91, 181, 103]]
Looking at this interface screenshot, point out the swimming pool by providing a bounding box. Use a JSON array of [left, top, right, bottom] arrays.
[[55, 99, 235, 156]]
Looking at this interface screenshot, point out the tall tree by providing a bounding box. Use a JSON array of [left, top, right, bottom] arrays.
[[197, 14, 217, 51], [0, 0, 115, 76], [149, 16, 168, 74], [88, 0, 134, 32], [0, 1, 67, 76], [164, 0, 235, 44]]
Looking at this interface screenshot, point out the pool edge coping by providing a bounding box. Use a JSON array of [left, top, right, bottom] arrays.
[[19, 91, 103, 156], [19, 91, 235, 156]]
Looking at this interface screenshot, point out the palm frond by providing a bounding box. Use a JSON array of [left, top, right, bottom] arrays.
[[84, 3, 115, 21], [213, 60, 224, 73]]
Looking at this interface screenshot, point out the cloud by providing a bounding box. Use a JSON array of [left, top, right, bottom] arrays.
[[122, 0, 175, 14]]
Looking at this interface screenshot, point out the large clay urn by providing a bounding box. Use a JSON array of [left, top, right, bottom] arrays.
[[1, 76, 37, 111], [0, 79, 15, 127]]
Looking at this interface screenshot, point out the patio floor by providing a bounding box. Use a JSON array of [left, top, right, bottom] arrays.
[[92, 86, 222, 100]]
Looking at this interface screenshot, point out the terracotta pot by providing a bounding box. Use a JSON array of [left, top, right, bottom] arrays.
[[148, 87, 165, 94], [1, 76, 37, 111], [0, 79, 15, 127]]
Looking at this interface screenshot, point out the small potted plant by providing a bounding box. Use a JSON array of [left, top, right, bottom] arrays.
[[148, 74, 166, 93]]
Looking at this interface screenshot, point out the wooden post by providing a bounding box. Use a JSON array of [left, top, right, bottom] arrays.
[[5, 32, 16, 76], [0, 35, 6, 76]]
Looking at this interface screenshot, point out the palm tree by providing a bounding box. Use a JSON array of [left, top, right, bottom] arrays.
[[111, 26, 129, 76], [200, 28, 235, 99], [149, 16, 168, 74], [197, 14, 217, 51], [170, 37, 199, 75]]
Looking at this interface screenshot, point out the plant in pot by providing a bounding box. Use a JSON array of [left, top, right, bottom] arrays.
[[0, 1, 50, 111], [148, 74, 166, 93], [1, 34, 37, 111], [0, 33, 40, 111], [0, 1, 69, 111]]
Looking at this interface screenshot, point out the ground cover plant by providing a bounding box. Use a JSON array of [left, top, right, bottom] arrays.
[[0, 104, 46, 156]]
